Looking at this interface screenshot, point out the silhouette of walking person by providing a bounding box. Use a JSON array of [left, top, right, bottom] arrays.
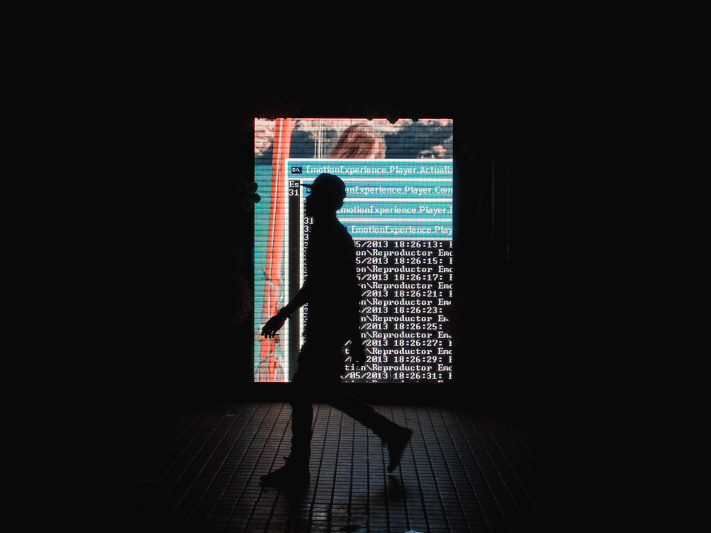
[[260, 173, 413, 489]]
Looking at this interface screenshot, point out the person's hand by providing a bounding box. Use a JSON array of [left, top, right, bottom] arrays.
[[261, 312, 286, 338], [351, 338, 366, 368]]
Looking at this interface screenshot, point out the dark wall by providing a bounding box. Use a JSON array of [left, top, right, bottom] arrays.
[[109, 56, 611, 427]]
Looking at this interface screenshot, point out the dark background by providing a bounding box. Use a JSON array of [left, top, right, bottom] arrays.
[[66, 19, 668, 528], [105, 45, 628, 441]]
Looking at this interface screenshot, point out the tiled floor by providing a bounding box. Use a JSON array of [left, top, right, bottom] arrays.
[[120, 401, 573, 532]]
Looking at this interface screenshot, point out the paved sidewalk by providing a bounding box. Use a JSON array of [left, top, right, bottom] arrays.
[[121, 401, 572, 532]]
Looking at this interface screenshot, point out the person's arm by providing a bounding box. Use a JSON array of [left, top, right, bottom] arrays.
[[261, 281, 310, 338]]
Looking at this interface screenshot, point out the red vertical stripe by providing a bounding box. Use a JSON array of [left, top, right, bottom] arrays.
[[258, 118, 294, 381]]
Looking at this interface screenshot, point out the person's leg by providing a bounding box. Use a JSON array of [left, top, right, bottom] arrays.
[[305, 335, 414, 472], [323, 379, 413, 472], [260, 354, 315, 488], [288, 365, 313, 464], [324, 381, 391, 435]]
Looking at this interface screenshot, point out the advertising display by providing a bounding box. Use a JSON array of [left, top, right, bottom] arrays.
[[255, 119, 453, 383]]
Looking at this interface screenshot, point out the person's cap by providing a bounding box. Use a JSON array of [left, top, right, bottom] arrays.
[[301, 173, 346, 200]]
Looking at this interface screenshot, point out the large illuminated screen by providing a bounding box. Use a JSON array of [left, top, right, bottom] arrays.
[[254, 118, 453, 383]]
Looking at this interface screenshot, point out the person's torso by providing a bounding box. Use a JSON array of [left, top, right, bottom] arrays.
[[304, 220, 360, 336]]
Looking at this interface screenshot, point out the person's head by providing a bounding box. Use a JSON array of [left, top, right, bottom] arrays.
[[304, 173, 347, 218], [329, 122, 385, 159]]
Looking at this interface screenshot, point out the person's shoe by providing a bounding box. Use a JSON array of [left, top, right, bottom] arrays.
[[260, 458, 310, 489], [384, 426, 413, 472]]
